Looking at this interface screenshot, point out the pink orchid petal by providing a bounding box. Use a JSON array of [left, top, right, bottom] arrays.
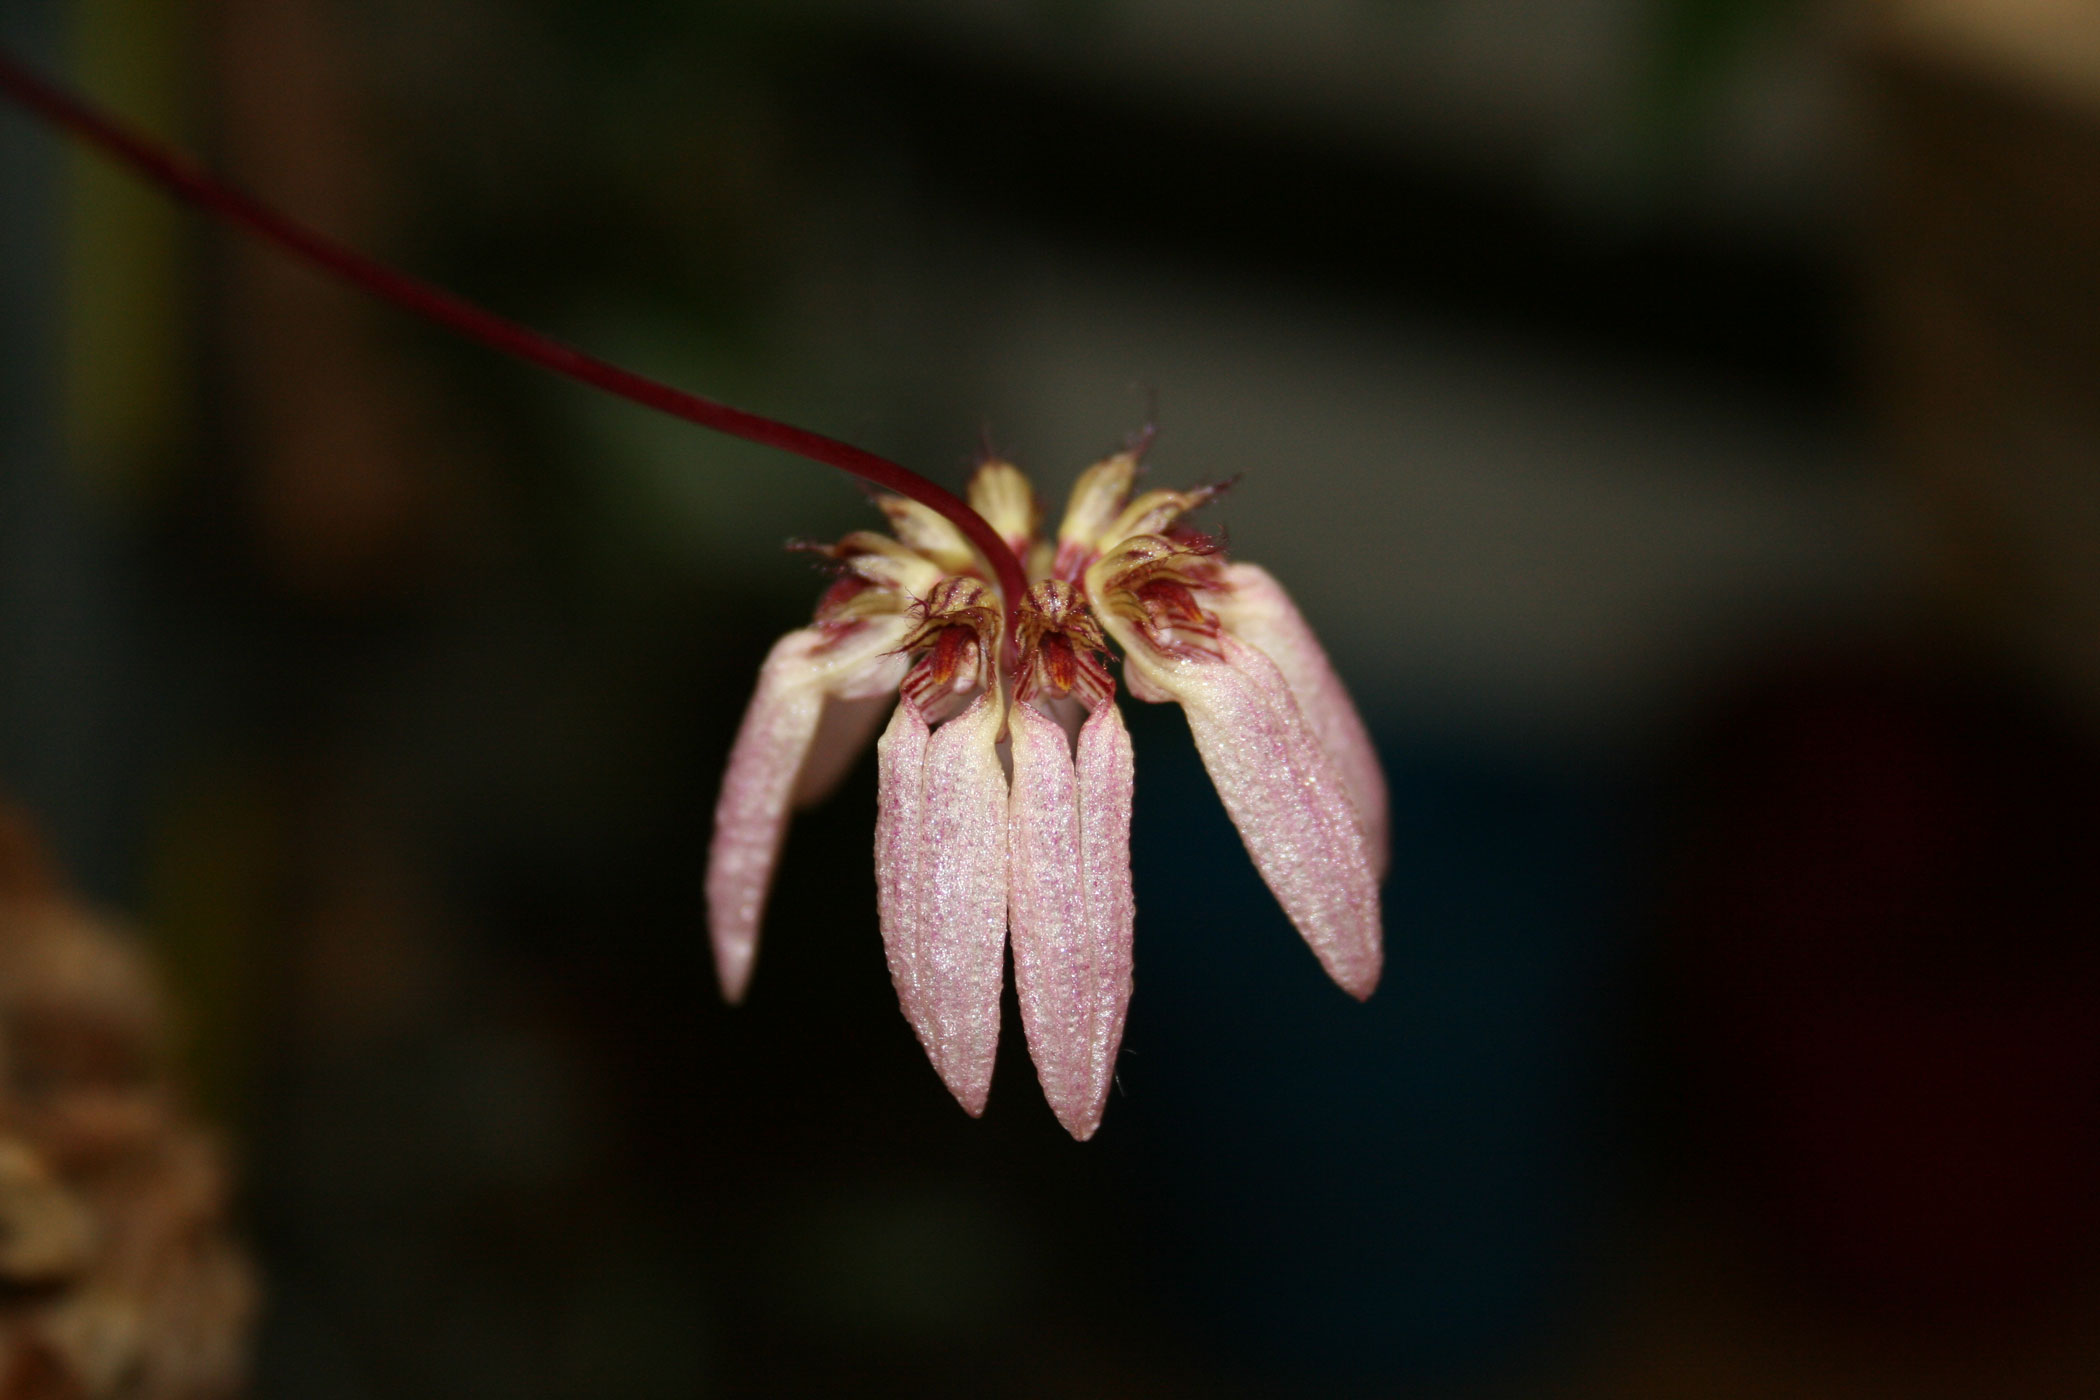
[[1137, 634, 1383, 999], [874, 691, 1010, 1115], [1216, 563, 1390, 879], [789, 691, 897, 809], [873, 696, 930, 1022], [706, 620, 908, 1004], [1007, 699, 1136, 1140]]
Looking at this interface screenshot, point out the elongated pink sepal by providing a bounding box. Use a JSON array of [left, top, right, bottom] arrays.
[[1007, 699, 1136, 1140], [707, 631, 831, 1003], [1216, 563, 1389, 879], [1150, 635, 1383, 998], [706, 621, 906, 1003], [874, 692, 1010, 1114], [789, 692, 896, 809]]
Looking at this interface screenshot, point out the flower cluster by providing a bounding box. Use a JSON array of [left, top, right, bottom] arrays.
[[707, 448, 1386, 1139]]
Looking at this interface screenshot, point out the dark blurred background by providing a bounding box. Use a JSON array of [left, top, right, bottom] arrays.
[[4, 0, 2100, 1395]]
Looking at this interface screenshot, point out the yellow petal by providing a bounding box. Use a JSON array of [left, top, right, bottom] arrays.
[[877, 496, 976, 576], [968, 459, 1041, 562], [1054, 451, 1138, 561]]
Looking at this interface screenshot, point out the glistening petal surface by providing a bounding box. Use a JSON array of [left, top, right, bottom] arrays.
[[1127, 633, 1383, 999], [874, 692, 1011, 1114], [1215, 563, 1389, 879], [1007, 700, 1136, 1140]]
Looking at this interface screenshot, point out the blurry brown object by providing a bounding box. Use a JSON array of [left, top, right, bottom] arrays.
[[0, 806, 254, 1399], [1862, 0, 2100, 721]]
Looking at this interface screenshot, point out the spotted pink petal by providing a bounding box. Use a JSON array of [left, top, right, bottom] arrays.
[[874, 690, 1010, 1115], [706, 619, 909, 1003], [1007, 698, 1136, 1140], [1134, 634, 1382, 999], [1215, 563, 1389, 879]]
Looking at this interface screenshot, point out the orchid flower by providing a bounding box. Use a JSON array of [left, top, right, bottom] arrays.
[[708, 450, 1386, 1139]]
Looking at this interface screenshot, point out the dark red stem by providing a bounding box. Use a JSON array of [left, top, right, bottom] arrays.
[[0, 47, 1031, 614]]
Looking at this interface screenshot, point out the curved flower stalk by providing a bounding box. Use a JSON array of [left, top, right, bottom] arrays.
[[709, 450, 1387, 1138]]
